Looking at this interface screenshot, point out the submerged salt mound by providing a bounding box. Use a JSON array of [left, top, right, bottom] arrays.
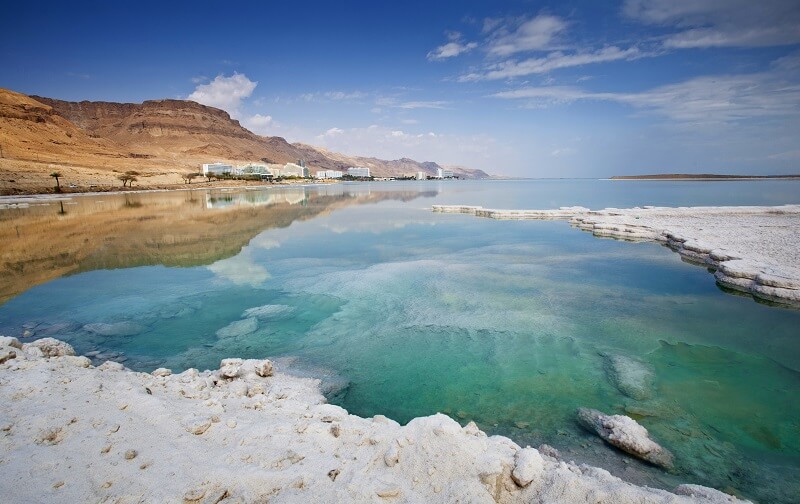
[[83, 321, 146, 337], [603, 353, 655, 400], [215, 317, 258, 338], [577, 407, 675, 470], [0, 337, 750, 503], [242, 304, 296, 320]]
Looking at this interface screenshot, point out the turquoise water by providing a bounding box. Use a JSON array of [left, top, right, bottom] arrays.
[[1, 180, 799, 502]]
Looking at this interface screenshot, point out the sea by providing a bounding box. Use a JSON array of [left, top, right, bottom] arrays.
[[1, 179, 799, 502]]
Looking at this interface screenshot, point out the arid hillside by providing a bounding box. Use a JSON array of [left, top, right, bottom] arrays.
[[0, 88, 488, 194]]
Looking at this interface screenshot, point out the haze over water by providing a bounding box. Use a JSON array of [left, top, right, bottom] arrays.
[[1, 180, 799, 503]]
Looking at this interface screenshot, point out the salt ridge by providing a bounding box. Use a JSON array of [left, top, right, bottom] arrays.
[[432, 204, 800, 305]]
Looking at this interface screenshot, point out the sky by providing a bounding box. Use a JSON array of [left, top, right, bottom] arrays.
[[2, 0, 799, 177]]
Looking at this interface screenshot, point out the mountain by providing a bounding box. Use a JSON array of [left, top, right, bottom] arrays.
[[0, 88, 488, 194]]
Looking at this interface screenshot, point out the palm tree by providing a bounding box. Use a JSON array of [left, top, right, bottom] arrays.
[[50, 171, 62, 192]]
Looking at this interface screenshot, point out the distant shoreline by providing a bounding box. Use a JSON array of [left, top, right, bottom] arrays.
[[610, 174, 800, 180]]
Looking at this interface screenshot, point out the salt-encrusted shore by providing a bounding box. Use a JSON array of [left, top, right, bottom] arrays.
[[432, 204, 800, 305], [0, 337, 747, 503]]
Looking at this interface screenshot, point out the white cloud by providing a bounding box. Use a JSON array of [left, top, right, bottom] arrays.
[[319, 127, 344, 138], [427, 41, 479, 61], [427, 31, 478, 61], [623, 0, 800, 48], [487, 14, 568, 57], [188, 73, 257, 117], [401, 119, 419, 124], [492, 73, 800, 124], [395, 101, 449, 109], [300, 90, 368, 102], [242, 114, 274, 135], [460, 46, 643, 81]]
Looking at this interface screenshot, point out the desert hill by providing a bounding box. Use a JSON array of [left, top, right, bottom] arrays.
[[0, 88, 488, 194]]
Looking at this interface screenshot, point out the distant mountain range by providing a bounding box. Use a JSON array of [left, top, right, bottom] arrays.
[[0, 88, 489, 185]]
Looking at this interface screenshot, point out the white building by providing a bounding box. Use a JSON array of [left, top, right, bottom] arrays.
[[416, 171, 427, 180], [202, 162, 233, 176], [283, 163, 309, 178], [316, 170, 343, 179], [347, 166, 371, 178], [436, 168, 455, 179], [237, 163, 273, 176]]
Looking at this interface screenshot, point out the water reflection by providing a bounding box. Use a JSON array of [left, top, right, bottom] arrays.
[[0, 185, 437, 303]]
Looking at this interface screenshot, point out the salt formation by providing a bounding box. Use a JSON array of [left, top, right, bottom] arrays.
[[0, 336, 749, 503], [433, 204, 800, 305], [577, 407, 675, 470]]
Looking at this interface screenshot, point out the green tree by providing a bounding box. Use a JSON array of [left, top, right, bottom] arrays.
[[50, 171, 62, 192], [182, 172, 200, 184], [117, 173, 138, 187]]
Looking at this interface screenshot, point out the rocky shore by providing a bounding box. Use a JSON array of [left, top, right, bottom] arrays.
[[432, 204, 800, 305], [0, 336, 748, 503]]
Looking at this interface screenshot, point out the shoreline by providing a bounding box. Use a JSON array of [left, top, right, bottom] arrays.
[[0, 337, 748, 503], [432, 204, 800, 306], [0, 180, 340, 207]]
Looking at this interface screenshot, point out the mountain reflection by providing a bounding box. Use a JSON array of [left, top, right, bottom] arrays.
[[0, 185, 437, 304]]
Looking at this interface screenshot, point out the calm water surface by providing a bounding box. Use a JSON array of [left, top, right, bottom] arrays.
[[1, 180, 799, 502]]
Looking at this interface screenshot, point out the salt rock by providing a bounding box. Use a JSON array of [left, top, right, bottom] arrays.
[[255, 359, 274, 377], [83, 321, 145, 337], [228, 381, 248, 397], [384, 444, 399, 467], [463, 421, 483, 436], [215, 318, 258, 338], [376, 485, 401, 498], [218, 359, 241, 379], [511, 447, 544, 487], [674, 484, 745, 503], [538, 444, 561, 459], [98, 361, 125, 371], [0, 336, 23, 349], [152, 368, 172, 377], [577, 407, 674, 470], [23, 338, 76, 357], [60, 355, 91, 368], [183, 417, 212, 435], [23, 346, 44, 358], [0, 349, 16, 364]]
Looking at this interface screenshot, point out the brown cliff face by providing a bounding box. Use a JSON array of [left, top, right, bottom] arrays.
[[0, 87, 488, 194], [0, 89, 130, 165], [34, 96, 299, 164]]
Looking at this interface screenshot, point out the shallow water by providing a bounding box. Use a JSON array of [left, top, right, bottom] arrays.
[[1, 180, 799, 502]]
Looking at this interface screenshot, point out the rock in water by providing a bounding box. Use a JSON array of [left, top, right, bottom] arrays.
[[603, 353, 654, 400], [84, 322, 145, 337], [576, 407, 674, 470], [241, 304, 295, 320], [215, 318, 258, 338]]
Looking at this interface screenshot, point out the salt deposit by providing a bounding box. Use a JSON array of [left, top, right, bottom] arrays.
[[0, 336, 748, 503], [432, 204, 800, 305]]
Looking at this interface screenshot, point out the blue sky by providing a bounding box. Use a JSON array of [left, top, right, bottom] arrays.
[[2, 0, 799, 177]]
